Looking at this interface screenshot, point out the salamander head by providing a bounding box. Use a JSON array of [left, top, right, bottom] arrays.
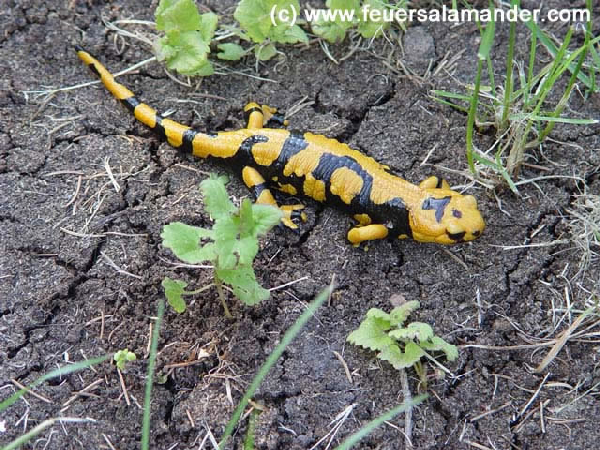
[[408, 189, 485, 244]]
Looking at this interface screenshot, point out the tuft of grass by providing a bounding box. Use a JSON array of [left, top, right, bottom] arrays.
[[434, 0, 598, 193]]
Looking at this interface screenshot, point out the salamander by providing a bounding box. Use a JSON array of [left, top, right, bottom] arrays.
[[76, 47, 485, 245]]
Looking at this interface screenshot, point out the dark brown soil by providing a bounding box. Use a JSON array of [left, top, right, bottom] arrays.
[[2, 1, 599, 449]]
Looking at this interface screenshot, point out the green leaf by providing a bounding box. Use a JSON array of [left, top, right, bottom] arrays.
[[255, 43, 278, 61], [311, 0, 359, 43], [154, 0, 217, 76], [250, 204, 283, 236], [161, 222, 214, 263], [365, 307, 391, 324], [200, 176, 236, 220], [234, 236, 260, 266], [162, 277, 188, 313], [217, 43, 247, 60], [347, 315, 394, 351], [358, 0, 391, 38], [420, 336, 459, 361], [234, 0, 273, 43], [378, 341, 424, 370], [389, 322, 434, 342], [389, 300, 420, 327], [217, 266, 270, 305], [311, 19, 347, 44], [477, 3, 496, 60], [328, 0, 360, 28], [114, 349, 137, 370], [199, 12, 218, 42], [234, 0, 306, 45], [155, 0, 201, 31], [272, 24, 308, 44]]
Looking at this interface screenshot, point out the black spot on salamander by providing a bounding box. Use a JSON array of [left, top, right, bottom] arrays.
[[422, 196, 451, 223], [243, 106, 262, 122], [235, 134, 269, 166], [121, 96, 140, 113], [87, 62, 101, 78], [384, 197, 411, 238], [181, 128, 198, 153], [266, 112, 287, 127], [452, 209, 462, 219], [274, 131, 308, 169], [250, 181, 267, 199], [311, 153, 373, 208], [154, 114, 166, 138]]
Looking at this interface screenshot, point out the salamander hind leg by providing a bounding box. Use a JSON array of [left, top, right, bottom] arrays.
[[241, 166, 306, 229], [244, 102, 288, 129]]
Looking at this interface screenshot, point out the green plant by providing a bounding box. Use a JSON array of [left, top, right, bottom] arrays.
[[114, 348, 137, 370], [153, 0, 218, 76], [310, 0, 405, 44], [347, 301, 457, 387], [232, 0, 309, 61], [433, 0, 598, 193], [161, 174, 282, 316]]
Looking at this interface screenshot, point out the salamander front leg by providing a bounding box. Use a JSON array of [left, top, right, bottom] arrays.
[[419, 175, 451, 190], [243, 102, 288, 129], [241, 166, 306, 229], [347, 224, 389, 246]]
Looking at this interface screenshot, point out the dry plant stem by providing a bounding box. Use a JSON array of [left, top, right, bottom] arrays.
[[400, 368, 413, 449], [535, 308, 592, 373], [215, 276, 232, 319]]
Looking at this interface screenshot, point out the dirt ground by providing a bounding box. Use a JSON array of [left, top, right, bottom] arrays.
[[2, 0, 599, 449]]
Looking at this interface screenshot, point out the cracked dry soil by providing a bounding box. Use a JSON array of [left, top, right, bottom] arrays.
[[2, 0, 600, 449]]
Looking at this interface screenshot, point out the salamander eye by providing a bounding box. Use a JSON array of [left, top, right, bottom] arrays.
[[452, 209, 462, 219]]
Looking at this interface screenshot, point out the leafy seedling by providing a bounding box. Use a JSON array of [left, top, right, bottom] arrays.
[[114, 349, 137, 370], [347, 300, 457, 389], [154, 0, 218, 75], [161, 174, 282, 316], [311, 0, 359, 44], [232, 0, 308, 61]]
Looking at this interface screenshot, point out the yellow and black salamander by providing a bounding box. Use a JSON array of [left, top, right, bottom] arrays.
[[76, 47, 484, 245]]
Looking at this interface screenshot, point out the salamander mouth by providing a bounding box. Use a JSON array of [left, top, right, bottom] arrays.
[[447, 230, 466, 241]]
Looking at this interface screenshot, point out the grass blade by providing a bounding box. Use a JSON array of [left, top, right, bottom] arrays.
[[219, 284, 334, 449], [522, 10, 595, 90], [466, 1, 495, 173], [2, 418, 96, 450], [501, 0, 519, 127], [0, 355, 110, 412], [141, 298, 166, 450], [332, 394, 428, 450]]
